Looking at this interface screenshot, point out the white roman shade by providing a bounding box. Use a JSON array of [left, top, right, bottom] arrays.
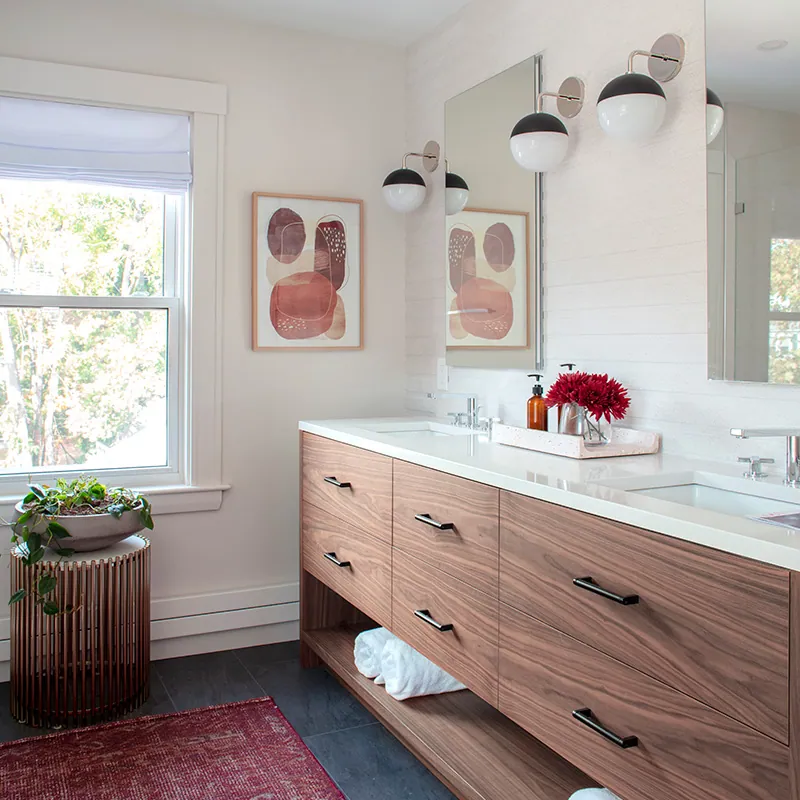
[[0, 95, 191, 191]]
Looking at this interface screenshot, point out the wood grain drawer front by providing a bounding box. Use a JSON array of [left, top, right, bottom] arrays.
[[302, 433, 392, 543], [393, 461, 499, 596], [392, 550, 498, 705], [303, 502, 391, 628], [500, 492, 790, 743], [500, 605, 789, 800]]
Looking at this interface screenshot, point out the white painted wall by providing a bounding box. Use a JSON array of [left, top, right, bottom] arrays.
[[0, 0, 407, 668], [406, 0, 800, 465]]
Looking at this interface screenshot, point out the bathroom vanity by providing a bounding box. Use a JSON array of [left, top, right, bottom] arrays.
[[299, 419, 800, 800]]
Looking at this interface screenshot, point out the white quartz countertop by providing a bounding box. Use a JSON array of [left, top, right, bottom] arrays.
[[300, 417, 800, 572]]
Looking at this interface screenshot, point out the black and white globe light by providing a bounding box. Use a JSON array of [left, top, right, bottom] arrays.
[[382, 140, 440, 213], [596, 33, 685, 142], [445, 165, 469, 216], [510, 77, 585, 172], [706, 88, 724, 145]]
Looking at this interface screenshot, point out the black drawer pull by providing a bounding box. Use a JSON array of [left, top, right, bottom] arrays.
[[414, 513, 455, 530], [573, 708, 639, 749], [323, 552, 351, 568], [573, 577, 639, 606], [324, 476, 352, 489], [414, 609, 454, 632]]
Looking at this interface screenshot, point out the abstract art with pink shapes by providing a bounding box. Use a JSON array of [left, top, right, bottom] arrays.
[[253, 193, 362, 350], [446, 208, 529, 349]]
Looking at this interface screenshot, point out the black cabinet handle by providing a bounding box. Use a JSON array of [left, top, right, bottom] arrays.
[[573, 577, 639, 606], [323, 552, 351, 568], [414, 513, 455, 530], [324, 476, 352, 489], [572, 708, 639, 749], [414, 609, 454, 632]]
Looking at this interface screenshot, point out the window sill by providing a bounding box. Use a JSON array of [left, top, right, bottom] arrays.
[[0, 484, 230, 519]]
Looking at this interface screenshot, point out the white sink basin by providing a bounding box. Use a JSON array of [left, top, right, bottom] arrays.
[[355, 420, 478, 437], [596, 471, 800, 519]]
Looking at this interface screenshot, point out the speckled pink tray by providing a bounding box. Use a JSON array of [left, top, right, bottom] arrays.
[[492, 423, 661, 459]]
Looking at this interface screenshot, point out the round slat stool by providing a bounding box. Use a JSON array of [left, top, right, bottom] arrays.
[[9, 536, 151, 728]]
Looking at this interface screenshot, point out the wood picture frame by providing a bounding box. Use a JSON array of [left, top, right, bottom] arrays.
[[252, 192, 364, 351]]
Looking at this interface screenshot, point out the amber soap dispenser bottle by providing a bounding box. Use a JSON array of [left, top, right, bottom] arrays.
[[527, 374, 548, 431]]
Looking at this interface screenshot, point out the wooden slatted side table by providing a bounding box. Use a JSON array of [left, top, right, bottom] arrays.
[[9, 536, 151, 728]]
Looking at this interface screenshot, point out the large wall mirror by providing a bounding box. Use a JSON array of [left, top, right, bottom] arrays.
[[444, 56, 544, 369], [707, 0, 800, 384]]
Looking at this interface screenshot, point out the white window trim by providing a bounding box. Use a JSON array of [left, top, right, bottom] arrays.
[[0, 57, 228, 516]]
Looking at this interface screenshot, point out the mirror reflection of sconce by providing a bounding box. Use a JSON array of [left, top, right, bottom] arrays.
[[382, 140, 440, 213], [706, 88, 724, 144], [445, 160, 470, 216], [510, 76, 585, 172], [597, 33, 685, 142]]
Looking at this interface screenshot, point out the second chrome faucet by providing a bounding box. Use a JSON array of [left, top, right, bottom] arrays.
[[730, 428, 800, 486]]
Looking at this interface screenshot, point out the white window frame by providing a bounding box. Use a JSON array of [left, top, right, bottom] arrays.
[[0, 56, 227, 515]]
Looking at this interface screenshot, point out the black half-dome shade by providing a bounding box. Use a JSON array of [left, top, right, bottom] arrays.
[[598, 73, 666, 103], [511, 112, 568, 138], [446, 171, 469, 191], [383, 168, 425, 187], [707, 88, 723, 108]]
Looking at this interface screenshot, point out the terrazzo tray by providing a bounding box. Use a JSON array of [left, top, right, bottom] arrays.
[[492, 423, 661, 460]]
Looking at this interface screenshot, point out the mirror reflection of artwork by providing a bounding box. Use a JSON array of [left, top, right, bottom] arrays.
[[446, 208, 529, 349], [252, 192, 363, 350], [706, 0, 800, 384]]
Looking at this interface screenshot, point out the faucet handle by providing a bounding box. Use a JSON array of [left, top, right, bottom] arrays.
[[738, 456, 775, 478]]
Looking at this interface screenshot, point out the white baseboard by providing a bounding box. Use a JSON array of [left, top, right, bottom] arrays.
[[0, 582, 300, 683]]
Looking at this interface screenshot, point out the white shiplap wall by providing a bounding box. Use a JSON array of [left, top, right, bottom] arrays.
[[405, 0, 800, 465]]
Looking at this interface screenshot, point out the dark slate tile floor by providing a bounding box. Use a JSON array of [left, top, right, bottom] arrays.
[[0, 641, 455, 800]]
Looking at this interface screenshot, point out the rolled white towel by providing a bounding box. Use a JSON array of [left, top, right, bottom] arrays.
[[354, 627, 396, 683], [570, 790, 622, 800], [381, 637, 466, 700]]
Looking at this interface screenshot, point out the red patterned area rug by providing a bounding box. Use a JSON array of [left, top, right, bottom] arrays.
[[0, 697, 345, 800]]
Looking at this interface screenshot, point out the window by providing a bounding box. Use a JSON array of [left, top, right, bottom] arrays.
[[769, 238, 800, 383], [0, 57, 226, 510], [0, 179, 182, 477]]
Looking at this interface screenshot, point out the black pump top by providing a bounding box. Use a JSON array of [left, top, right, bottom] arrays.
[[528, 373, 544, 396], [560, 363, 576, 371]]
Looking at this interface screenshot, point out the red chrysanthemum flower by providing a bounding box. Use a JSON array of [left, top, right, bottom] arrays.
[[544, 371, 630, 423]]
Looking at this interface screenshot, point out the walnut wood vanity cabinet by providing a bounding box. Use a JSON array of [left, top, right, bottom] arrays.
[[300, 432, 800, 800]]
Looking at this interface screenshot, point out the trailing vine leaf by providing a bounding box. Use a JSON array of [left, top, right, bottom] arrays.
[[47, 521, 71, 539], [37, 575, 57, 595], [42, 602, 60, 616], [9, 589, 26, 606]]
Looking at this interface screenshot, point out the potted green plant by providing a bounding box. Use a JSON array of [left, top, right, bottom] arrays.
[[7, 475, 153, 614]]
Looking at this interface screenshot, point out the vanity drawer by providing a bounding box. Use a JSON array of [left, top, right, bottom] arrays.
[[499, 491, 790, 743], [391, 550, 498, 705], [302, 502, 391, 628], [393, 460, 499, 597], [500, 604, 789, 800], [302, 433, 392, 543]]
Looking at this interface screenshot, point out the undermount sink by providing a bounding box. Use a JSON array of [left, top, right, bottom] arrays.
[[355, 420, 478, 437], [596, 471, 800, 519]]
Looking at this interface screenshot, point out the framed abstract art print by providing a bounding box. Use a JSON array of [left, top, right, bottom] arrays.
[[252, 192, 363, 350], [446, 207, 530, 349]]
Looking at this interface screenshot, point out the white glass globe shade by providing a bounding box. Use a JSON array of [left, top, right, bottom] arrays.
[[382, 183, 426, 213], [706, 104, 724, 145], [596, 93, 667, 142], [510, 130, 570, 172], [445, 186, 469, 216]]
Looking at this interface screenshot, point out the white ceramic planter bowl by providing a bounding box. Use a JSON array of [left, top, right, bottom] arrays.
[[13, 502, 146, 553]]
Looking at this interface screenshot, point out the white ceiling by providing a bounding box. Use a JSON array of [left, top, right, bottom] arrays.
[[139, 0, 473, 46], [706, 0, 800, 113]]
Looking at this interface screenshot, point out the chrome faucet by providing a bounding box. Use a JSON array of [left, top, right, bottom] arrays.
[[730, 428, 800, 486], [427, 392, 479, 429]]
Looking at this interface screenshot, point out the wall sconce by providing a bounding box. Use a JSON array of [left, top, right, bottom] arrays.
[[510, 77, 585, 172], [596, 33, 685, 142], [382, 141, 440, 213], [445, 160, 470, 216], [706, 88, 724, 145]]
